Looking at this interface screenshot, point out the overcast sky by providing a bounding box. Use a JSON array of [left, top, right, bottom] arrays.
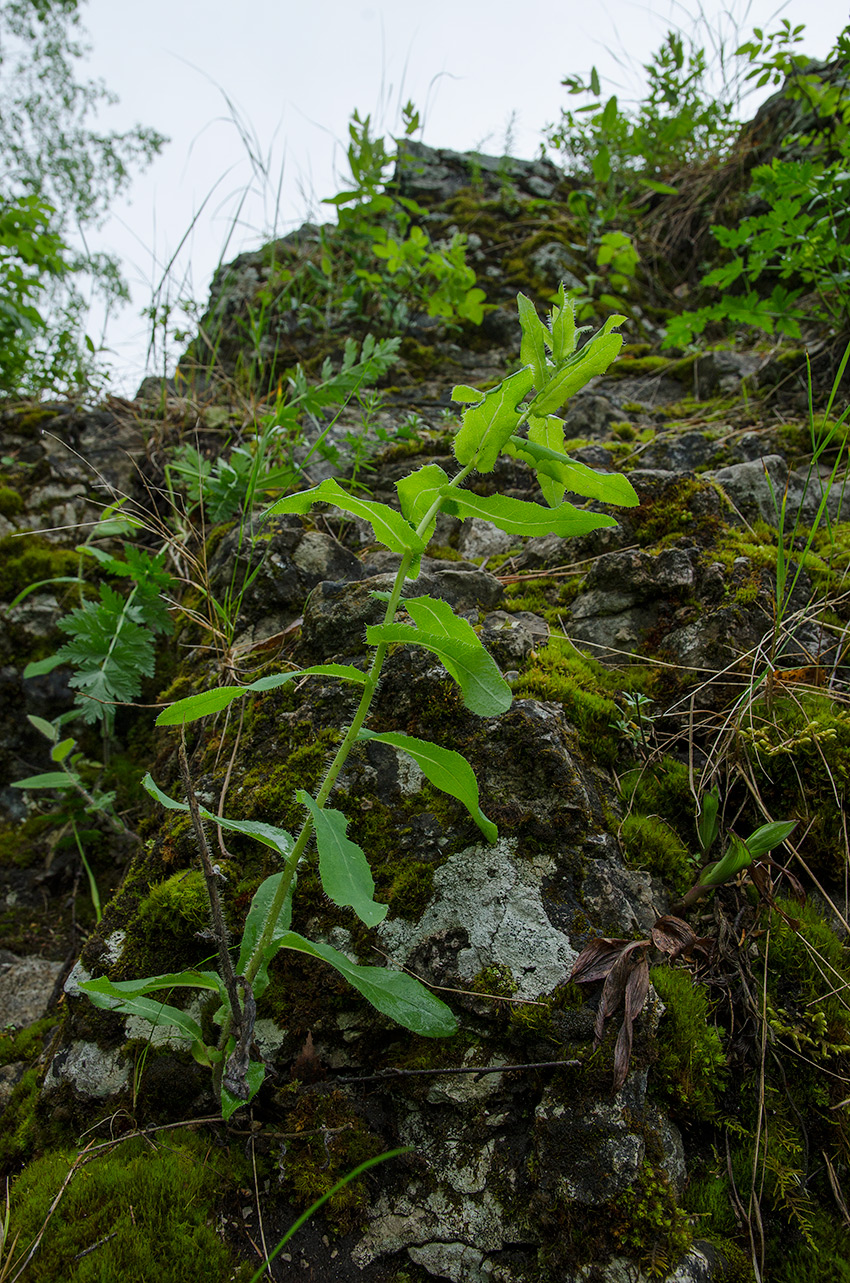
[[80, 0, 850, 394]]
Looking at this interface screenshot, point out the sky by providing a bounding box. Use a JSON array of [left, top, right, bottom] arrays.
[[79, 0, 850, 394]]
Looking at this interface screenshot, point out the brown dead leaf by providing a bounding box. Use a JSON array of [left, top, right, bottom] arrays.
[[570, 937, 629, 985], [613, 950, 651, 1093], [651, 914, 712, 960], [291, 1030, 324, 1084]]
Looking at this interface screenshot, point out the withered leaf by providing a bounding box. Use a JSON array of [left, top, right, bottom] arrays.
[[593, 940, 649, 1047], [612, 951, 650, 1093], [570, 936, 629, 986]]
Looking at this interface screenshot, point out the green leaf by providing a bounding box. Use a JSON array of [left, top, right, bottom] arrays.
[[155, 686, 250, 725], [396, 463, 451, 543], [248, 665, 366, 691], [221, 1055, 266, 1119], [697, 790, 720, 856], [51, 738, 75, 762], [78, 970, 225, 1041], [367, 622, 511, 718], [27, 714, 58, 741], [439, 489, 618, 537], [549, 283, 578, 363], [11, 772, 74, 790], [506, 431, 639, 508], [452, 367, 535, 472], [155, 665, 367, 726], [23, 653, 66, 679], [55, 584, 157, 727], [517, 292, 549, 389], [298, 792, 388, 927], [452, 384, 485, 404], [358, 729, 497, 842], [80, 969, 225, 1002], [698, 835, 751, 888], [279, 932, 457, 1037], [744, 820, 796, 859], [141, 774, 293, 856], [261, 478, 426, 567], [531, 323, 624, 415], [235, 872, 294, 1000]]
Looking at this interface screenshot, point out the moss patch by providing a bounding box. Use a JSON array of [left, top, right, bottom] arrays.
[[7, 1133, 248, 1282]]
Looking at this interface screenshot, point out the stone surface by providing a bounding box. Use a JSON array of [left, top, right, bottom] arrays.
[[0, 951, 63, 1027]]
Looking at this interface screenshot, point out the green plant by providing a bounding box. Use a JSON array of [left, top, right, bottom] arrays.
[[663, 22, 850, 346], [316, 106, 484, 333], [77, 286, 639, 1118], [20, 541, 175, 739], [609, 690, 655, 753], [673, 788, 796, 912], [9, 713, 128, 922], [0, 0, 164, 394]]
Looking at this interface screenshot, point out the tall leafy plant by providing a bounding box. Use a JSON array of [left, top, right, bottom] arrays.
[[79, 288, 639, 1118]]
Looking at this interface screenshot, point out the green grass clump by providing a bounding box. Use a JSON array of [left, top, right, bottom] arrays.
[[619, 813, 694, 893], [650, 965, 727, 1121], [8, 1134, 248, 1282]]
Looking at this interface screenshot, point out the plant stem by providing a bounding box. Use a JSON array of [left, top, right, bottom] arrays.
[[233, 459, 476, 1026], [178, 736, 243, 1032]]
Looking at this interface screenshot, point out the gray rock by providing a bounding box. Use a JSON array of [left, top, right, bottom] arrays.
[[379, 838, 578, 999], [709, 454, 850, 527], [693, 350, 762, 399], [46, 1040, 129, 1098], [298, 565, 504, 662], [480, 610, 548, 667], [534, 1070, 655, 1206], [0, 951, 63, 1027], [457, 517, 515, 560]]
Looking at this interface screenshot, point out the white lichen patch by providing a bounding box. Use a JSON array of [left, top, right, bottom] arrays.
[[378, 837, 577, 999]]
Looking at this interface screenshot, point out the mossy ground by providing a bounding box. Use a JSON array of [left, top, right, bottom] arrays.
[[6, 1132, 251, 1283]]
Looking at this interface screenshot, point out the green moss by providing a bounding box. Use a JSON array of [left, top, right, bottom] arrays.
[[620, 813, 694, 893], [275, 1088, 385, 1234], [240, 725, 337, 832], [631, 476, 706, 546], [7, 1133, 248, 1282], [512, 634, 652, 766], [137, 869, 210, 937], [383, 860, 435, 920], [612, 1160, 693, 1275], [619, 756, 695, 843], [0, 1016, 58, 1067], [0, 535, 79, 603], [650, 966, 727, 1120], [0, 484, 23, 517]]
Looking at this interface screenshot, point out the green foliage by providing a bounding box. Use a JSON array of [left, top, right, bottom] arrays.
[[268, 107, 485, 336], [664, 23, 850, 346], [79, 288, 639, 1116], [23, 544, 175, 733], [650, 965, 727, 1119], [6, 1135, 244, 1282], [0, 0, 164, 394], [613, 1160, 693, 1275]]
